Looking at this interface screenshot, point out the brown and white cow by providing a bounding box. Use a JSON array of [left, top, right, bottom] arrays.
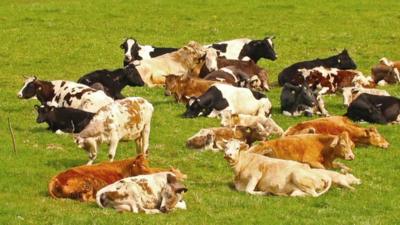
[[371, 57, 400, 85], [283, 116, 389, 149], [96, 172, 188, 213], [48, 154, 186, 201], [342, 86, 390, 106], [74, 97, 153, 165]]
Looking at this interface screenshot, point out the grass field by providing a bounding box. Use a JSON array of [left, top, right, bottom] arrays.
[[1, 0, 400, 224]]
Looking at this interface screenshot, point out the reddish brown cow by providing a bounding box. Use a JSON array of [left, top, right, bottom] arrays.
[[371, 58, 400, 85]]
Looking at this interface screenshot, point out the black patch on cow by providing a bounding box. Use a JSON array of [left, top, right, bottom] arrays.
[[211, 44, 227, 53], [251, 90, 266, 100], [149, 47, 178, 58], [64, 88, 92, 106], [55, 94, 60, 103], [184, 86, 229, 118], [60, 81, 66, 87], [238, 38, 277, 62]]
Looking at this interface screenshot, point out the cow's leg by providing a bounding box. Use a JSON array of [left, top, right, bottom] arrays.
[[86, 142, 98, 165], [108, 136, 119, 162], [309, 161, 325, 169], [290, 189, 308, 197], [332, 162, 352, 173], [139, 122, 151, 155], [316, 95, 329, 116], [245, 174, 266, 195]]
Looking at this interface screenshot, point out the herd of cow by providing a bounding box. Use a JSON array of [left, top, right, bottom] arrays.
[[16, 36, 400, 213]]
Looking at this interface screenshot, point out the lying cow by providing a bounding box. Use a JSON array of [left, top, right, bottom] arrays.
[[283, 116, 389, 149], [74, 97, 153, 165], [342, 86, 390, 106], [371, 57, 400, 85], [248, 132, 355, 172], [184, 83, 271, 118], [278, 49, 357, 86], [280, 83, 328, 117], [164, 75, 217, 103], [223, 139, 332, 197], [77, 64, 145, 99], [220, 111, 284, 136], [48, 154, 185, 201], [186, 126, 269, 152], [96, 172, 187, 213], [35, 105, 94, 133], [203, 66, 262, 90], [345, 93, 400, 124], [18, 76, 113, 113]]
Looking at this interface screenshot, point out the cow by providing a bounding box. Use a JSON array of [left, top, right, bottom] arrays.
[[247, 132, 355, 172], [17, 76, 114, 113], [203, 66, 263, 90], [278, 49, 357, 86], [220, 111, 284, 136], [283, 116, 389, 149], [120, 38, 178, 65], [298, 67, 375, 95], [342, 87, 390, 106], [183, 83, 272, 118], [77, 64, 145, 99], [96, 172, 188, 213], [34, 105, 94, 134], [345, 93, 400, 124], [186, 125, 271, 152], [280, 83, 328, 117], [195, 58, 270, 91], [74, 97, 153, 165], [48, 154, 186, 201], [371, 57, 400, 85], [223, 139, 332, 197]]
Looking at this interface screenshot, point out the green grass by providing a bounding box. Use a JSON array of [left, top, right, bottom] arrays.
[[1, 0, 400, 224]]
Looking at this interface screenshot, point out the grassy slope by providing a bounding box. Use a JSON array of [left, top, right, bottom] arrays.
[[1, 0, 400, 224]]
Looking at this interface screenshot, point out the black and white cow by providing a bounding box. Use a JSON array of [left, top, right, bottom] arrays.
[[280, 83, 328, 117], [203, 66, 259, 90], [35, 105, 94, 133], [121, 38, 178, 65], [17, 76, 113, 113], [344, 93, 400, 124], [278, 49, 357, 86], [183, 83, 272, 118], [77, 64, 145, 99]]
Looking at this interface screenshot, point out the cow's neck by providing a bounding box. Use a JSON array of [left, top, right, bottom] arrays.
[[36, 80, 55, 104]]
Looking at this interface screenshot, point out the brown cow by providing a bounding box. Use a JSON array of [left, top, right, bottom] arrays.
[[371, 57, 400, 85], [48, 154, 185, 201], [248, 132, 355, 172], [203, 66, 261, 90], [283, 116, 389, 149]]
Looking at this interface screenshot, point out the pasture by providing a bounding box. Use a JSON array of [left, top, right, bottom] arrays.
[[1, 0, 400, 224]]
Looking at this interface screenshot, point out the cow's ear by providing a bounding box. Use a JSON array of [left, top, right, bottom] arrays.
[[239, 142, 249, 151], [330, 136, 340, 147], [167, 173, 177, 184]]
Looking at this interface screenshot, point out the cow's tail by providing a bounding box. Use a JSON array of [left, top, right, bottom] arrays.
[[48, 176, 61, 198], [314, 177, 332, 197]]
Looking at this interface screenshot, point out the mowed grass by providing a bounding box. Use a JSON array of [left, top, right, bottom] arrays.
[[1, 0, 400, 224]]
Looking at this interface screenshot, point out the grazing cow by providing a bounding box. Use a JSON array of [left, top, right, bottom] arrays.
[[248, 132, 355, 172], [196, 58, 270, 91], [74, 97, 153, 165], [120, 38, 178, 65], [203, 66, 262, 90], [17, 76, 113, 113], [220, 111, 284, 136], [371, 57, 400, 85], [283, 116, 389, 148], [208, 37, 277, 62], [312, 169, 361, 190], [77, 64, 145, 99], [298, 67, 375, 95], [223, 139, 332, 197], [184, 83, 272, 118], [342, 87, 390, 106], [278, 50, 357, 86], [48, 154, 186, 201], [186, 126, 270, 152], [35, 105, 94, 133], [280, 83, 328, 117], [345, 93, 400, 124], [96, 172, 188, 213], [164, 75, 217, 103]]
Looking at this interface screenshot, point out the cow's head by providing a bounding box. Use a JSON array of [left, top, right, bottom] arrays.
[[98, 186, 132, 212], [34, 104, 52, 123], [120, 38, 141, 65], [18, 76, 38, 99], [183, 97, 203, 118], [160, 174, 188, 213], [363, 127, 389, 149], [129, 154, 150, 175], [239, 37, 277, 62], [164, 75, 181, 96], [335, 49, 357, 70], [295, 83, 317, 108], [331, 132, 355, 160], [223, 139, 249, 164], [263, 117, 284, 136], [186, 129, 215, 149], [124, 64, 145, 87], [204, 48, 219, 72]]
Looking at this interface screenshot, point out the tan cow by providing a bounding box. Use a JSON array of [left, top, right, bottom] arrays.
[[283, 116, 389, 149], [248, 132, 355, 172]]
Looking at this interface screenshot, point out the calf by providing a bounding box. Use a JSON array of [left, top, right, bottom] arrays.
[[280, 83, 328, 117], [35, 105, 94, 133], [283, 116, 389, 148], [96, 172, 187, 213], [164, 75, 217, 103], [223, 139, 332, 197], [342, 87, 390, 106], [48, 154, 185, 201], [203, 66, 262, 90], [74, 97, 153, 165], [248, 132, 355, 172], [77, 64, 145, 99], [17, 76, 113, 113], [371, 58, 400, 85], [184, 83, 271, 118], [278, 49, 357, 86], [186, 126, 269, 152], [345, 93, 400, 124]]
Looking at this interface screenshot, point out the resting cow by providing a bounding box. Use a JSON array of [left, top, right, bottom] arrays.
[[203, 66, 263, 90], [371, 57, 400, 85], [342, 87, 390, 106]]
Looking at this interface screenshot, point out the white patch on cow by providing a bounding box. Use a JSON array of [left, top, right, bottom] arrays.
[[377, 80, 387, 86], [352, 73, 373, 87], [220, 67, 239, 83], [17, 77, 36, 98], [393, 68, 400, 82], [267, 38, 273, 48], [379, 57, 393, 66], [241, 56, 251, 61], [205, 48, 218, 71], [211, 38, 251, 60], [125, 39, 136, 61], [139, 45, 155, 59]]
